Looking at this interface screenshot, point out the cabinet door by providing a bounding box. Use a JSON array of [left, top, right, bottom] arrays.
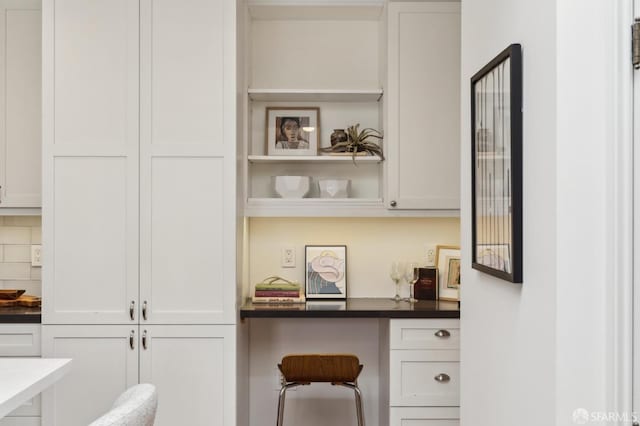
[[139, 0, 236, 324], [41, 325, 139, 426], [42, 0, 139, 324], [0, 0, 41, 208], [386, 3, 460, 210], [139, 325, 235, 426]]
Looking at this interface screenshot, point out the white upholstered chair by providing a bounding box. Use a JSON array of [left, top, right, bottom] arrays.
[[88, 384, 158, 426]]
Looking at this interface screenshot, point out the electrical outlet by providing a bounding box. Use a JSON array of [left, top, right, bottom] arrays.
[[281, 247, 295, 268], [424, 244, 436, 267], [31, 245, 42, 267]]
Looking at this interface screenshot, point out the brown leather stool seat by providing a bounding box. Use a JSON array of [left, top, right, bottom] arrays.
[[276, 354, 365, 426]]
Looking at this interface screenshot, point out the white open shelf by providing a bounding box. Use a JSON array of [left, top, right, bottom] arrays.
[[248, 155, 382, 163], [248, 4, 384, 21], [245, 198, 460, 218], [248, 88, 383, 102]]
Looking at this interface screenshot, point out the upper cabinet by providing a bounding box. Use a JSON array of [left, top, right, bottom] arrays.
[[0, 0, 41, 210], [386, 2, 461, 210], [241, 1, 461, 217], [42, 0, 236, 325]]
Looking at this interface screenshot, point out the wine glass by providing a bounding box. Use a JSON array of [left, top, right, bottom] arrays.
[[405, 262, 419, 303], [390, 261, 403, 302]]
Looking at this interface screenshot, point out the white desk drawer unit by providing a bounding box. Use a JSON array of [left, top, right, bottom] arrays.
[[390, 407, 459, 426], [388, 319, 460, 426], [390, 319, 460, 350], [390, 350, 460, 406], [0, 324, 42, 425], [0, 325, 41, 356]]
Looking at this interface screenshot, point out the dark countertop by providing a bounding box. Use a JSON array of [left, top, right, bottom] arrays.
[[0, 307, 42, 323], [240, 298, 460, 319]]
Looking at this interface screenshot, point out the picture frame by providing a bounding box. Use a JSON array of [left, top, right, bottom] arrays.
[[266, 107, 320, 156], [304, 245, 347, 300], [471, 43, 523, 283], [436, 245, 460, 301]]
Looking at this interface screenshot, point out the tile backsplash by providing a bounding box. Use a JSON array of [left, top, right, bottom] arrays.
[[0, 216, 41, 296]]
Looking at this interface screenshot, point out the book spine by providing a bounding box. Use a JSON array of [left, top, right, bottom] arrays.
[[251, 296, 306, 304], [255, 285, 301, 291], [254, 290, 300, 297]]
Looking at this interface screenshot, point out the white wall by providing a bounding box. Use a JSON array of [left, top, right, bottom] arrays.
[[460, 1, 557, 425], [248, 217, 460, 298]]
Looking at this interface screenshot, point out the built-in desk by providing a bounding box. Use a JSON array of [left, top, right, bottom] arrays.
[[241, 298, 461, 426], [240, 298, 460, 319]]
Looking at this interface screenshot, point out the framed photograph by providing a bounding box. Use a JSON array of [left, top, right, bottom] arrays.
[[471, 43, 523, 283], [266, 107, 320, 156], [305, 245, 346, 300], [436, 245, 461, 301]]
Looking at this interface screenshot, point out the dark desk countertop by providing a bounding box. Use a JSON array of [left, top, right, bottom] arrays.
[[0, 307, 42, 323], [240, 298, 460, 319]]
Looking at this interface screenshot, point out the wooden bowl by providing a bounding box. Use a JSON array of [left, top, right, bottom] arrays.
[[0, 289, 25, 300]]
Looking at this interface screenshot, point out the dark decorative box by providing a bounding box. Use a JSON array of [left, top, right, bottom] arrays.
[[414, 267, 438, 301]]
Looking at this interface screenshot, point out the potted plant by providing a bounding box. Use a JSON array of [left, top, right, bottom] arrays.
[[321, 124, 384, 163]]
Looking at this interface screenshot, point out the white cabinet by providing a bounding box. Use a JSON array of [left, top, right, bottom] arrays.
[[139, 0, 236, 324], [41, 325, 235, 426], [41, 326, 139, 426], [0, 324, 42, 426], [385, 319, 460, 425], [42, 0, 140, 325], [386, 2, 460, 210], [139, 325, 235, 426], [0, 0, 41, 209], [42, 0, 236, 325]]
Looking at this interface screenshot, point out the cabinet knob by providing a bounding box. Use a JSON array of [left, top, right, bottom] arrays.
[[434, 329, 451, 338], [129, 301, 135, 321], [129, 330, 135, 350], [434, 373, 450, 383], [390, 200, 397, 207], [142, 301, 148, 321]]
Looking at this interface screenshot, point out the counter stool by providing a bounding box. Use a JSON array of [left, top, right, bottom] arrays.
[[276, 354, 364, 426]]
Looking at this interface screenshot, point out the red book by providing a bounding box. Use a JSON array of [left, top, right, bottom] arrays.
[[414, 267, 438, 300], [254, 290, 300, 298]]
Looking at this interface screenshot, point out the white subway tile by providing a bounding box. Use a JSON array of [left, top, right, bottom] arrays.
[[0, 227, 31, 244], [4, 245, 31, 262], [2, 280, 41, 296], [31, 227, 42, 244], [0, 246, 4, 262], [30, 266, 41, 280], [3, 216, 41, 227], [0, 263, 31, 280]]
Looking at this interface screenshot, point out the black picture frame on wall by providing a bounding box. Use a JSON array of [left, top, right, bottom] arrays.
[[471, 44, 523, 283]]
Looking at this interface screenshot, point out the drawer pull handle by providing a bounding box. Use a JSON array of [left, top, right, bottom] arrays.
[[129, 330, 135, 350], [434, 329, 451, 338], [434, 373, 450, 383]]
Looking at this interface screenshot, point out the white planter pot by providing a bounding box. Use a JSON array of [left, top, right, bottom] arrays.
[[318, 179, 350, 198], [274, 176, 311, 198]]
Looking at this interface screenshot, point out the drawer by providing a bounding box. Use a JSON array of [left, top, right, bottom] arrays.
[[4, 396, 40, 417], [390, 407, 459, 426], [390, 319, 459, 350], [0, 325, 41, 356], [0, 418, 40, 426], [390, 350, 459, 406]]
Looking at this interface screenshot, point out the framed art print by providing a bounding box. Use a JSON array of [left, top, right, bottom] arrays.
[[305, 245, 346, 300], [436, 245, 460, 301], [266, 107, 320, 156], [471, 43, 523, 283]]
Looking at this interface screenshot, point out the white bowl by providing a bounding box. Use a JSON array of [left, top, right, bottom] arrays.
[[318, 179, 350, 198], [274, 176, 310, 198]]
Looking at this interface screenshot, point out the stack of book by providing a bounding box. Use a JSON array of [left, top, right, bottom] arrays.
[[252, 276, 306, 304]]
